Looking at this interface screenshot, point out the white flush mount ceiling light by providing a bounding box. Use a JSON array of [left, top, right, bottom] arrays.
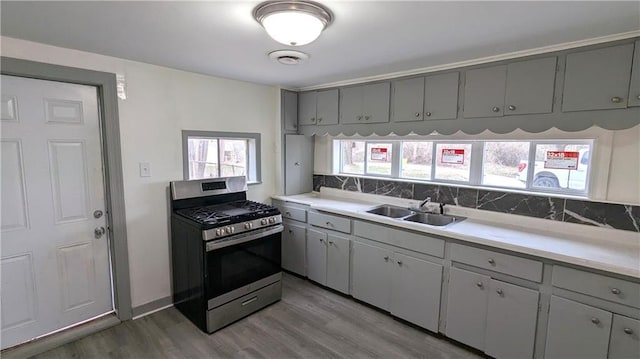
[[254, 1, 333, 46]]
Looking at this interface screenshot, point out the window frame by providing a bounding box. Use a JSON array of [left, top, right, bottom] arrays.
[[182, 130, 261, 184], [333, 138, 594, 197]]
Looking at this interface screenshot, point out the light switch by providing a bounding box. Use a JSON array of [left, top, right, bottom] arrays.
[[139, 162, 151, 177]]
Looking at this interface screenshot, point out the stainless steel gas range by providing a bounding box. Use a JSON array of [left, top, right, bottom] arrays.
[[170, 176, 282, 333]]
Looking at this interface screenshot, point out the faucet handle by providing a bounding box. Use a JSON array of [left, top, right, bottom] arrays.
[[439, 203, 446, 215]]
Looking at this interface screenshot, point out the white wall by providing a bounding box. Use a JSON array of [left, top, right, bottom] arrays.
[[1, 37, 281, 308], [314, 125, 640, 205]]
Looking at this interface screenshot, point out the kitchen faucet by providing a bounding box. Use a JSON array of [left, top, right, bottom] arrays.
[[419, 197, 431, 209]]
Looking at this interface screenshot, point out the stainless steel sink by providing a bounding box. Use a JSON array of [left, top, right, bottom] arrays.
[[402, 212, 466, 226], [366, 205, 416, 218]]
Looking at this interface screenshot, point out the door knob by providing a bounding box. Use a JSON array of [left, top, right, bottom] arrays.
[[94, 226, 106, 239], [93, 210, 104, 219]]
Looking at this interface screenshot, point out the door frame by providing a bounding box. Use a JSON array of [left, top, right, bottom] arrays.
[[1, 56, 132, 322]]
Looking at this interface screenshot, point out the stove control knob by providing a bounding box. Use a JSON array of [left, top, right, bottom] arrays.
[[230, 227, 235, 233], [225, 227, 232, 234], [269, 217, 276, 224], [244, 223, 252, 229], [261, 219, 268, 225], [215, 229, 222, 236]]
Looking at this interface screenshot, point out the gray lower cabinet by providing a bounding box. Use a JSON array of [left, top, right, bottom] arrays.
[[340, 83, 390, 124], [282, 90, 298, 132], [545, 295, 612, 359], [446, 267, 538, 358], [562, 43, 634, 112], [392, 72, 459, 122], [284, 134, 313, 195], [609, 314, 640, 359], [282, 221, 306, 276], [628, 40, 640, 107], [464, 57, 557, 118], [298, 89, 339, 126], [306, 228, 350, 294], [352, 240, 443, 331]]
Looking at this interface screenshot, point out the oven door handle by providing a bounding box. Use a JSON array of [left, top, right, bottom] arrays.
[[206, 224, 284, 252]]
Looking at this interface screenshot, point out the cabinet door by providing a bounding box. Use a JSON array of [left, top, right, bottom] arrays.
[[390, 253, 443, 332], [282, 90, 298, 132], [392, 77, 425, 122], [315, 89, 339, 125], [362, 82, 390, 123], [504, 57, 557, 115], [463, 65, 507, 118], [545, 296, 612, 359], [339, 86, 363, 124], [352, 241, 392, 311], [326, 233, 350, 294], [562, 44, 634, 112], [282, 222, 306, 275], [424, 72, 459, 120], [609, 314, 640, 359], [298, 91, 317, 126], [446, 267, 490, 350], [485, 279, 539, 359], [284, 134, 313, 195], [628, 40, 640, 107], [306, 229, 327, 286]]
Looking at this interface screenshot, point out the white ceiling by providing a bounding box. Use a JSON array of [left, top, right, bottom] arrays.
[[2, 1, 639, 89]]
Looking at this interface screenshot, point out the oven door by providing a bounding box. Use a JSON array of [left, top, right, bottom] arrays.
[[204, 225, 282, 308]]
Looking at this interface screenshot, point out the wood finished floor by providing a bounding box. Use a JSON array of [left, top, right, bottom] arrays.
[[33, 274, 482, 359]]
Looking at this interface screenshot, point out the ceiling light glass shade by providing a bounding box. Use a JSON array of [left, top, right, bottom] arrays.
[[254, 1, 333, 46]]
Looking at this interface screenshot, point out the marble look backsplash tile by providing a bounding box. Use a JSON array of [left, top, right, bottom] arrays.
[[314, 174, 640, 233]]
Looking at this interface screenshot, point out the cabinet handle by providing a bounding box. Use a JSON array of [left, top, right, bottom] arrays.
[[414, 112, 421, 117], [364, 115, 370, 121], [285, 211, 291, 216], [636, 95, 640, 100], [384, 256, 390, 262], [425, 112, 431, 117], [328, 241, 334, 245], [311, 117, 316, 122], [591, 317, 600, 325], [294, 162, 301, 166], [397, 260, 403, 266], [325, 221, 333, 227], [317, 118, 323, 122], [508, 105, 516, 111], [492, 106, 500, 113], [611, 96, 623, 103], [476, 282, 484, 288], [288, 229, 292, 233], [611, 288, 621, 295], [488, 258, 496, 265], [496, 289, 504, 296], [624, 328, 634, 335], [357, 116, 363, 121]]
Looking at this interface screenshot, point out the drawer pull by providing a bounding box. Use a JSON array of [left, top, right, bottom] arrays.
[[325, 221, 333, 227], [288, 229, 292, 233], [285, 211, 291, 216], [384, 256, 390, 262], [611, 288, 621, 295], [591, 317, 600, 325], [611, 96, 623, 103], [397, 260, 403, 266], [488, 258, 496, 265], [496, 289, 504, 296], [624, 328, 634, 335], [242, 296, 258, 306], [476, 282, 484, 288], [328, 241, 334, 245]]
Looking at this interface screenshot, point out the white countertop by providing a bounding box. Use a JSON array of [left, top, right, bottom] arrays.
[[273, 190, 640, 279]]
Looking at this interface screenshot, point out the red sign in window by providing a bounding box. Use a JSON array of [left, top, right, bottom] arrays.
[[370, 147, 388, 161], [545, 151, 579, 169], [441, 149, 465, 164]]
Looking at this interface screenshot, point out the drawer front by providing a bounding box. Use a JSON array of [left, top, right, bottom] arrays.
[[308, 211, 351, 233], [354, 220, 444, 258], [450, 243, 543, 282], [553, 266, 640, 308], [281, 205, 307, 222]]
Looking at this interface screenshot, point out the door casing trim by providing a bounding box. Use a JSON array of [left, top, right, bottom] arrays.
[[1, 56, 132, 322]]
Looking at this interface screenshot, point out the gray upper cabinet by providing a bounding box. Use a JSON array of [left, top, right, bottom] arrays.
[[504, 57, 557, 115], [609, 314, 640, 359], [392, 72, 459, 122], [284, 134, 313, 195], [464, 57, 557, 118], [392, 77, 424, 122], [340, 83, 390, 124], [424, 72, 459, 120], [628, 40, 640, 107], [545, 295, 612, 359], [463, 65, 507, 118], [298, 89, 339, 126], [562, 44, 634, 112], [282, 90, 298, 132]]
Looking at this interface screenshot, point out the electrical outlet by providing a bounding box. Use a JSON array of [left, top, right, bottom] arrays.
[[139, 162, 151, 177]]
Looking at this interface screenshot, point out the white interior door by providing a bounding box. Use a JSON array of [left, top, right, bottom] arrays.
[[1, 75, 113, 349]]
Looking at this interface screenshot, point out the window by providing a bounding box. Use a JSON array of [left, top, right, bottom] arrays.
[[334, 139, 593, 196], [182, 131, 260, 183]]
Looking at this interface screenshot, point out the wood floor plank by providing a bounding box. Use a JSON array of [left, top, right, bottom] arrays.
[[31, 273, 482, 359]]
